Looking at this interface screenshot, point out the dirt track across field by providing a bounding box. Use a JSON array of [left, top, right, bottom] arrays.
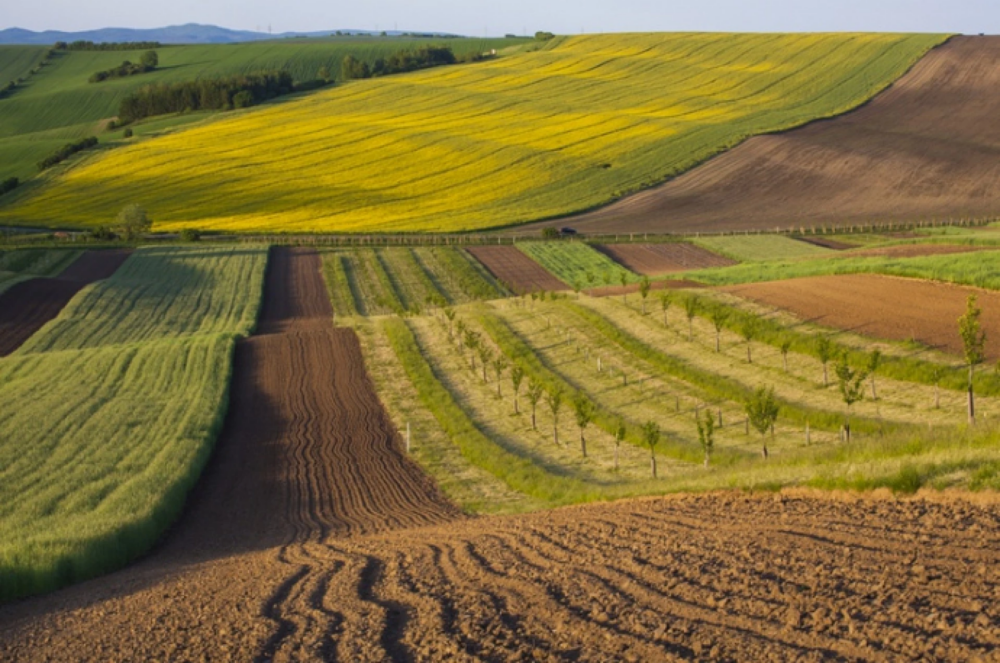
[[535, 36, 1000, 234], [596, 243, 736, 275], [467, 245, 567, 292], [725, 273, 1000, 359], [0, 250, 130, 356], [3, 251, 1000, 661]]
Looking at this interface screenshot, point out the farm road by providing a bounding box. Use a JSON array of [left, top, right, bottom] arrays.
[[2, 251, 999, 661]]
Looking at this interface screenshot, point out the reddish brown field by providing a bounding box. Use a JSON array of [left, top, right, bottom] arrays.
[[466, 245, 566, 292], [596, 243, 736, 276], [0, 250, 130, 356], [3, 252, 999, 661], [526, 36, 1000, 234], [725, 274, 1000, 359]]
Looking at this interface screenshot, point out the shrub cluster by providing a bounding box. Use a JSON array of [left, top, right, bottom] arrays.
[[55, 40, 162, 51], [0, 177, 19, 196], [118, 70, 294, 123], [37, 136, 98, 171], [341, 45, 457, 80], [89, 51, 158, 83]]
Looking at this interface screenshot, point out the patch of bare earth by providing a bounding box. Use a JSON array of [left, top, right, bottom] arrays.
[[466, 245, 566, 292], [596, 243, 736, 276], [724, 273, 1000, 359]]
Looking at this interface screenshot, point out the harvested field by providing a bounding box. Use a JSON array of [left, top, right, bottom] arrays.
[[596, 243, 736, 275], [725, 273, 1000, 359], [467, 245, 566, 293], [0, 249, 130, 356], [3, 491, 999, 661], [543, 36, 1000, 234], [845, 243, 994, 259]]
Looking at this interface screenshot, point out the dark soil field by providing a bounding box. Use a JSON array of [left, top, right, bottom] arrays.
[[596, 243, 736, 275], [724, 273, 1000, 359], [535, 36, 1000, 234], [0, 250, 130, 356], [467, 245, 567, 292], [3, 251, 999, 661]]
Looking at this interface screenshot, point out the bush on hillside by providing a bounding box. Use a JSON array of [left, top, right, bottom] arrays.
[[37, 136, 99, 171]]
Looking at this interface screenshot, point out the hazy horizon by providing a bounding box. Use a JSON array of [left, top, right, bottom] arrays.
[[3, 0, 998, 37]]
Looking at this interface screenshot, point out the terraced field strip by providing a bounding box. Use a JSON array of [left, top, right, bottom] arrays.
[[467, 245, 566, 293], [0, 245, 267, 601], [725, 273, 1000, 360], [596, 242, 737, 275], [1, 33, 946, 232], [517, 241, 641, 289]]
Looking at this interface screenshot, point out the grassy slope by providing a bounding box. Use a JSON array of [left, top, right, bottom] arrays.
[[0, 45, 47, 86], [0, 32, 947, 232], [517, 241, 641, 288], [0, 37, 527, 182], [0, 245, 267, 602], [692, 235, 832, 262]]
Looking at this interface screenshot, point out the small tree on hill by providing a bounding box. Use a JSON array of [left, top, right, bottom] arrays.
[[659, 292, 671, 328], [477, 344, 492, 382], [545, 387, 564, 445], [816, 336, 835, 387], [572, 278, 582, 299], [464, 329, 480, 372], [683, 296, 699, 341], [510, 364, 525, 414], [959, 294, 986, 425], [639, 276, 651, 314], [619, 270, 629, 303], [740, 315, 760, 364], [318, 65, 332, 82], [492, 355, 508, 397], [745, 385, 780, 459], [116, 203, 151, 240], [140, 50, 158, 68], [696, 408, 715, 467], [526, 380, 544, 430], [613, 419, 626, 471], [572, 393, 596, 457], [642, 420, 660, 478], [867, 348, 883, 400], [835, 353, 867, 442], [585, 269, 596, 292], [443, 307, 456, 341], [780, 339, 792, 373], [710, 308, 729, 353]]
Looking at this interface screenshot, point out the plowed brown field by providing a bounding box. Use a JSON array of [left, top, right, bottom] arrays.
[[3, 251, 999, 661], [597, 243, 736, 275], [467, 245, 566, 292], [535, 36, 1000, 234], [725, 274, 1000, 359], [0, 250, 130, 356]]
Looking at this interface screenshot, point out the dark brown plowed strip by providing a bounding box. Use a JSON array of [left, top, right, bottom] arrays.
[[466, 245, 567, 292], [0, 250, 131, 356], [596, 243, 736, 275], [526, 36, 1000, 234]]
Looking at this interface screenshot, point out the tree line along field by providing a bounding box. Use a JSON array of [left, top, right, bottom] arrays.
[[0, 245, 267, 601], [0, 37, 526, 184], [0, 32, 947, 232]]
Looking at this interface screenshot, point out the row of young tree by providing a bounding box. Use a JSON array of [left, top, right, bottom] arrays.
[[117, 70, 295, 123], [89, 51, 158, 83], [37, 136, 98, 171], [341, 45, 459, 80]]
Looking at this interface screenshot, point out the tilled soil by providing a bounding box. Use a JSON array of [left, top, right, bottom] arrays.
[[595, 243, 736, 275], [533, 36, 1000, 234], [2, 250, 999, 662], [0, 250, 131, 356], [466, 245, 567, 292], [724, 273, 1000, 359]]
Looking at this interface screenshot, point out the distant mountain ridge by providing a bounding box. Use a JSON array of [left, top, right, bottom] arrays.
[[0, 23, 460, 45]]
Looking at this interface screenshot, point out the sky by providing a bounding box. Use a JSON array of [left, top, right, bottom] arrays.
[[4, 0, 998, 36]]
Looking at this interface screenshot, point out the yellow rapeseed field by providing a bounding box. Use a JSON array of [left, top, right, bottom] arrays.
[[1, 33, 946, 233]]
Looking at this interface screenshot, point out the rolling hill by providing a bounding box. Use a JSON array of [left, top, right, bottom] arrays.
[[0, 32, 946, 232]]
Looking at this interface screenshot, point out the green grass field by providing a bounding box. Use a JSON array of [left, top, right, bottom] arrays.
[[0, 37, 527, 183], [0, 245, 267, 601], [0, 248, 81, 293], [0, 32, 946, 232], [692, 235, 833, 262], [516, 241, 641, 289]]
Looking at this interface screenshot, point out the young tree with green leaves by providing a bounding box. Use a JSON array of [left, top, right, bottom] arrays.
[[642, 420, 661, 478], [959, 294, 986, 425], [492, 355, 508, 397], [780, 339, 792, 373], [710, 308, 729, 353], [510, 364, 525, 414], [639, 276, 651, 314], [659, 292, 671, 328], [613, 419, 626, 471], [478, 344, 492, 382], [683, 296, 699, 341], [527, 381, 544, 430], [572, 278, 582, 300], [835, 353, 867, 442], [696, 409, 715, 467], [745, 385, 780, 459], [867, 348, 882, 400], [443, 307, 456, 341], [619, 270, 629, 303], [816, 336, 835, 387], [572, 393, 596, 457], [455, 319, 467, 348], [464, 329, 480, 371], [740, 315, 760, 364], [585, 269, 596, 292], [116, 203, 151, 240], [545, 388, 564, 445]]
